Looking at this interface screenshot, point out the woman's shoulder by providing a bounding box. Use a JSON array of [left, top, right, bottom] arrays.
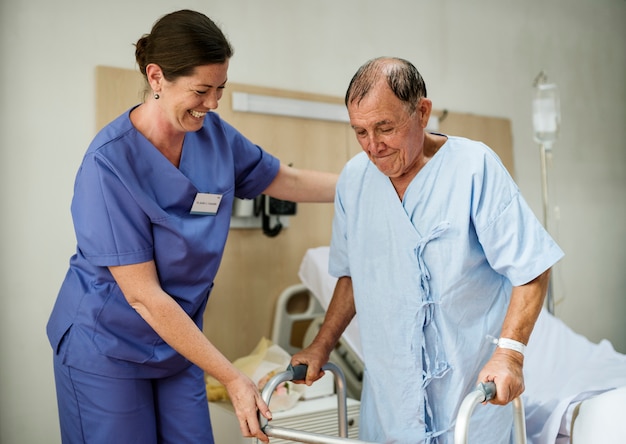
[[88, 107, 137, 155]]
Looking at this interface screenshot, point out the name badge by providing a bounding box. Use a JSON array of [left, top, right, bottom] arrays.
[[190, 193, 222, 215]]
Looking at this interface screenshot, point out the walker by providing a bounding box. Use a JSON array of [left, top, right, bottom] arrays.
[[259, 362, 527, 443]]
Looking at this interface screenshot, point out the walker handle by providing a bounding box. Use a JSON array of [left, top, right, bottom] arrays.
[[477, 381, 497, 402], [454, 382, 527, 444], [260, 362, 359, 441], [288, 363, 309, 381]]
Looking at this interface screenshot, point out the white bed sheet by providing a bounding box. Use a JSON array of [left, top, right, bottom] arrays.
[[298, 246, 626, 444], [524, 306, 626, 443]]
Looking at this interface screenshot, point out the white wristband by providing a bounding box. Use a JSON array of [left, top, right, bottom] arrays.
[[497, 338, 526, 355]]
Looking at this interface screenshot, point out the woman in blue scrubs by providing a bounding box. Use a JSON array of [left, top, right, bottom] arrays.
[[46, 9, 336, 444]]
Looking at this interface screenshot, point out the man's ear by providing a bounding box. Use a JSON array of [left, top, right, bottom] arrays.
[[418, 97, 433, 128]]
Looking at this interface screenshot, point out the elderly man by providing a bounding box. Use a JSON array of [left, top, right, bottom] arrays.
[[292, 57, 563, 443]]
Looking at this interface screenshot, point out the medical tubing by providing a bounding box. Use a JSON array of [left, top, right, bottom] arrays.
[[454, 382, 527, 444], [259, 362, 376, 443]]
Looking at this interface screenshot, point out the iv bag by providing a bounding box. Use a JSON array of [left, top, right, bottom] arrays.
[[532, 82, 561, 147]]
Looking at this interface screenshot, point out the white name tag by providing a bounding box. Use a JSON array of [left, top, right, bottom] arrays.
[[190, 193, 222, 215]]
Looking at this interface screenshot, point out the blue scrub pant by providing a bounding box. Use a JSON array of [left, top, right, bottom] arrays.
[[53, 351, 213, 443]]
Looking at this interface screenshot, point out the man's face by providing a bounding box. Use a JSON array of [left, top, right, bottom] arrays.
[[348, 82, 427, 181]]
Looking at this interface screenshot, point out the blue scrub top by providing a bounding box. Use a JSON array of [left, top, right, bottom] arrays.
[[330, 136, 564, 442], [47, 107, 280, 378]]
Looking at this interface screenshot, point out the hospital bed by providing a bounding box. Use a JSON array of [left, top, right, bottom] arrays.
[[271, 246, 626, 444]]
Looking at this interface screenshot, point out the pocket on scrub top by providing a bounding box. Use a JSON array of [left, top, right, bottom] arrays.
[[92, 285, 163, 364], [53, 324, 72, 356]]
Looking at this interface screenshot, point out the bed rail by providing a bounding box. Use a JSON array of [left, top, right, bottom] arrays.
[[454, 381, 527, 444]]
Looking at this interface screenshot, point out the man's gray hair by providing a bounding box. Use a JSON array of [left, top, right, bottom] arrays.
[[345, 57, 427, 115]]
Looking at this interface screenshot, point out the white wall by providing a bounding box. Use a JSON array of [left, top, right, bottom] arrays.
[[1, 0, 624, 442]]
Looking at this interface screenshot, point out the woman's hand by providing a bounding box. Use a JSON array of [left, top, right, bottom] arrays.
[[225, 372, 273, 442]]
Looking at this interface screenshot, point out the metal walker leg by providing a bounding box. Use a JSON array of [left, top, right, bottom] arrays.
[[454, 382, 527, 444]]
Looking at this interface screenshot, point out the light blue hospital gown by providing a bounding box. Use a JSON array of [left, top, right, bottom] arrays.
[[329, 136, 564, 443]]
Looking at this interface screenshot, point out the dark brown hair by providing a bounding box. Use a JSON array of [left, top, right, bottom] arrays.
[[135, 9, 234, 82]]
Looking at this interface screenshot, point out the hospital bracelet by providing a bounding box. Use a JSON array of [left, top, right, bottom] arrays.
[[496, 338, 526, 356]]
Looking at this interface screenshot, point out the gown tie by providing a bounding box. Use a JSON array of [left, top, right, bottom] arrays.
[[415, 221, 452, 439]]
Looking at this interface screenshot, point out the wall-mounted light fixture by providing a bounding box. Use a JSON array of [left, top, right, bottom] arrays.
[[232, 92, 350, 123]]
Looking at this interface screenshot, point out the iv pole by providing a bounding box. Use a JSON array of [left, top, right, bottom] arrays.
[[532, 71, 561, 315], [540, 137, 555, 315]]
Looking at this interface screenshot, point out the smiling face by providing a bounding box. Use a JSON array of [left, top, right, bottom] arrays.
[[148, 61, 229, 134], [348, 79, 431, 182]]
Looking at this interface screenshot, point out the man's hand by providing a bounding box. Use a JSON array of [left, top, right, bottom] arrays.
[[476, 348, 524, 405], [290, 343, 330, 386]]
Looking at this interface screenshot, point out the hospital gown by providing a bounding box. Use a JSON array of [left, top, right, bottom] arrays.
[[329, 136, 564, 443]]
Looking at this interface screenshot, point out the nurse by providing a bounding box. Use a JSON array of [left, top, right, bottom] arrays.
[[46, 9, 337, 444], [292, 57, 564, 442]]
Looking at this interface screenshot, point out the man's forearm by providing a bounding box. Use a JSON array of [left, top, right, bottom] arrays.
[[500, 268, 551, 345], [312, 276, 356, 353]]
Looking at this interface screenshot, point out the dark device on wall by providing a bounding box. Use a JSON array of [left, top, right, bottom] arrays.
[[256, 195, 297, 237]]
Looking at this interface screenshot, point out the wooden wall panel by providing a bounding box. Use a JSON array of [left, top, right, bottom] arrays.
[[95, 66, 146, 131], [95, 65, 513, 360]]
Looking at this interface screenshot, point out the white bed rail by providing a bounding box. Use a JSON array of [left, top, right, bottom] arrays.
[[454, 381, 527, 444]]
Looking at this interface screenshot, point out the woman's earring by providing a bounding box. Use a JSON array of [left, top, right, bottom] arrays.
[[153, 92, 160, 100]]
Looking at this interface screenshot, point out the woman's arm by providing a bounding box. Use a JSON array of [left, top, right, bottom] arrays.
[[109, 260, 271, 442], [263, 163, 338, 203]]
